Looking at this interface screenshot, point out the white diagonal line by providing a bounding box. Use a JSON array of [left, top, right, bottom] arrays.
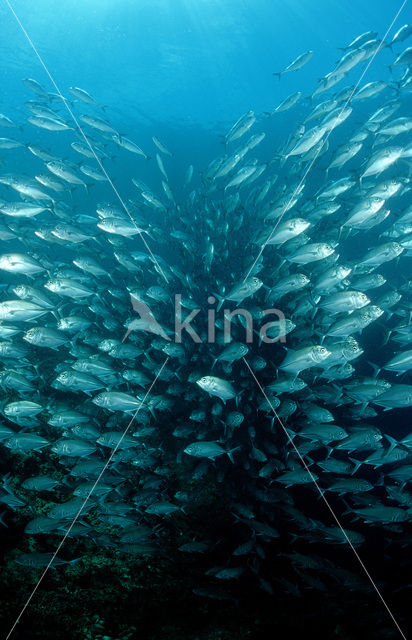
[[243, 0, 407, 282], [3, 0, 169, 284], [242, 357, 407, 640], [5, 357, 169, 640]]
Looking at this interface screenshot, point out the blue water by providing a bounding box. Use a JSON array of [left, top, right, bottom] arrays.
[[0, 0, 408, 223], [0, 0, 404, 126], [0, 1, 411, 639], [0, 0, 407, 208]]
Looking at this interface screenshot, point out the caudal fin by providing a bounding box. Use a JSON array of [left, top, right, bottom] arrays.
[[349, 457, 362, 475], [213, 292, 225, 312], [385, 434, 399, 453], [227, 445, 242, 463]]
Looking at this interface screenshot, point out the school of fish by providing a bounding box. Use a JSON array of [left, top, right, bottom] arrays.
[[0, 26, 411, 613]]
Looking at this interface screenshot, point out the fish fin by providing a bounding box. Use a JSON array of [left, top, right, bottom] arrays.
[[382, 329, 391, 345], [84, 182, 95, 195], [349, 457, 362, 475], [367, 361, 381, 378], [285, 427, 297, 441], [226, 446, 241, 463], [235, 389, 245, 408], [313, 329, 325, 345], [385, 434, 398, 453], [213, 292, 225, 312], [376, 474, 385, 487], [65, 557, 83, 566]]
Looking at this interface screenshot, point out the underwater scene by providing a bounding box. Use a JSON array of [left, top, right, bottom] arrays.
[[0, 0, 411, 638]]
